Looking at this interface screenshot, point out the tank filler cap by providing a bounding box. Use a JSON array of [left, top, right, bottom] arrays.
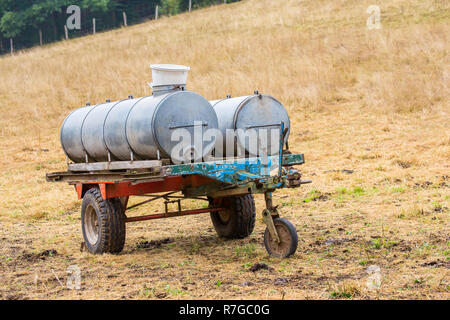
[[149, 64, 190, 88]]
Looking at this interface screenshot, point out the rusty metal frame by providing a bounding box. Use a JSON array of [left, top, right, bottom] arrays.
[[125, 191, 179, 211], [124, 207, 223, 223], [120, 190, 216, 222], [262, 192, 281, 243], [48, 153, 308, 224]]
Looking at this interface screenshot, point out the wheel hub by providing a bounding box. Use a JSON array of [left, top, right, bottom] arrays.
[[216, 198, 232, 223], [84, 205, 99, 245], [218, 209, 231, 223], [266, 224, 291, 256]]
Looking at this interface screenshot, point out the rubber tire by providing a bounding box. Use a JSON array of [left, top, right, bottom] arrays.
[[210, 194, 256, 239], [81, 188, 126, 254], [264, 218, 298, 258]]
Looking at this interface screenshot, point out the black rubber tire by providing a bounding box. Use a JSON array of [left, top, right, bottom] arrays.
[[210, 194, 256, 239], [264, 218, 298, 258], [81, 188, 126, 254]]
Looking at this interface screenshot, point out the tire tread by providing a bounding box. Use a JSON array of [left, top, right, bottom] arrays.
[[81, 188, 125, 254], [210, 194, 256, 239]]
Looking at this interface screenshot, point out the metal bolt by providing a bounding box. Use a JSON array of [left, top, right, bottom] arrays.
[[226, 94, 231, 98], [128, 95, 134, 99]]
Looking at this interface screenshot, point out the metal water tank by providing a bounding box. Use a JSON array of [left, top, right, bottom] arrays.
[[61, 64, 219, 164], [61, 90, 218, 163], [210, 93, 290, 157]]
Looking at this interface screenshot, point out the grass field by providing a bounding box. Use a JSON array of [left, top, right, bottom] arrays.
[[0, 0, 448, 299]]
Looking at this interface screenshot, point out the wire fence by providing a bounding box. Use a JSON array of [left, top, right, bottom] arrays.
[[0, 0, 238, 55]]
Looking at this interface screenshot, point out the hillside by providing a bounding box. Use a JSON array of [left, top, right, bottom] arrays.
[[0, 0, 448, 299]]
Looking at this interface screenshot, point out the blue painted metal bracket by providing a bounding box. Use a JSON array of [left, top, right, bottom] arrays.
[[164, 153, 305, 186]]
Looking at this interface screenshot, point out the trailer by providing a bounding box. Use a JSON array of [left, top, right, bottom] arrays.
[[48, 64, 310, 258], [46, 150, 310, 258]]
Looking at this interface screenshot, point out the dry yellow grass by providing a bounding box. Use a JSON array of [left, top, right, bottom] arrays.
[[0, 0, 448, 300]]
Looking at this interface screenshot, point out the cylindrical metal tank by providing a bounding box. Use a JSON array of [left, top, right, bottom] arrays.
[[210, 94, 290, 157], [61, 90, 219, 163]]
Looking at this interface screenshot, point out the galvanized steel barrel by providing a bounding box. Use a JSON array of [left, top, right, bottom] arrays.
[[60, 90, 219, 163], [210, 94, 290, 157]]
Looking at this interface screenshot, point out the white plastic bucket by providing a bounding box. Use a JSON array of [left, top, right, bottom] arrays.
[[150, 64, 190, 87]]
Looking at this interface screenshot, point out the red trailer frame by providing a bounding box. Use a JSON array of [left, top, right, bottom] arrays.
[[47, 153, 309, 258]]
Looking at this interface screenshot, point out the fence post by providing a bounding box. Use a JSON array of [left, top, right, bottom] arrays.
[[39, 29, 43, 46], [189, 0, 192, 12], [155, 5, 159, 20], [10, 38, 13, 54], [122, 12, 127, 26], [64, 25, 69, 40], [93, 18, 96, 34]]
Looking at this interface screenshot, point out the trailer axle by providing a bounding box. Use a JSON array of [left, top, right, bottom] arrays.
[[124, 207, 224, 223]]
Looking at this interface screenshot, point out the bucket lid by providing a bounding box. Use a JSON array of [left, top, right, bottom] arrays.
[[150, 64, 190, 72]]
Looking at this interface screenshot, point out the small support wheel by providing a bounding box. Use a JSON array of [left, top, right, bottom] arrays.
[[264, 218, 298, 258], [81, 188, 126, 254]]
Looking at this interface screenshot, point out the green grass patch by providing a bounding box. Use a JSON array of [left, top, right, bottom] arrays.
[[330, 291, 352, 299], [303, 189, 321, 202], [370, 238, 398, 250], [391, 186, 406, 193], [235, 243, 257, 259], [359, 259, 370, 266], [165, 284, 186, 296]]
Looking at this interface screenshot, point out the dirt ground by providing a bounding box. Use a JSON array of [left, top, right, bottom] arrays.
[[0, 0, 448, 299], [1, 104, 448, 300]]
